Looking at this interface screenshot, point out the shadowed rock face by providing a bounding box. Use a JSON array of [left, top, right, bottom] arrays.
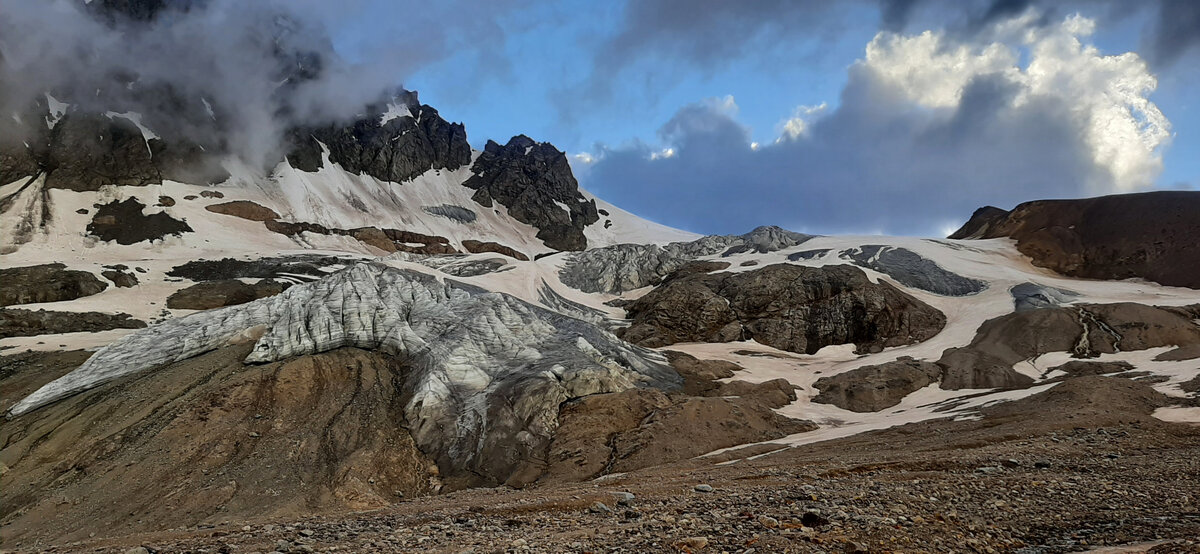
[[0, 263, 108, 306], [87, 197, 193, 244], [949, 191, 1200, 289], [1, 100, 227, 192], [286, 91, 471, 185], [464, 135, 599, 251], [620, 264, 946, 355]]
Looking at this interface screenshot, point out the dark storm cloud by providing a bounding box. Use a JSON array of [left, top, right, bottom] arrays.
[[582, 68, 1103, 237], [1148, 0, 1200, 66], [573, 0, 1196, 110], [0, 0, 522, 171]]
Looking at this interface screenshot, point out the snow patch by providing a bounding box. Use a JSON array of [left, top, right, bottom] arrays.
[[45, 93, 68, 129], [379, 102, 413, 125]]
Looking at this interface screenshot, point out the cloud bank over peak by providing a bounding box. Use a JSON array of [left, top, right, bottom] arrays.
[[578, 12, 1172, 236]]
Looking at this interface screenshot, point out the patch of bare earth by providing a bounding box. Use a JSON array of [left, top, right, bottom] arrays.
[[5, 376, 1196, 553]]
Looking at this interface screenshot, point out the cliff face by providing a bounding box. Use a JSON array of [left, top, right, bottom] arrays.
[[286, 91, 472, 185], [619, 263, 947, 355], [463, 135, 599, 251], [949, 191, 1200, 289]]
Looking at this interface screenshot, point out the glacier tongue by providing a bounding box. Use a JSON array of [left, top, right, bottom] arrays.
[[8, 262, 680, 485]]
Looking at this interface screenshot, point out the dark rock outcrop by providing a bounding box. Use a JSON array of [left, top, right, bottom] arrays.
[[42, 114, 161, 191], [949, 191, 1200, 289], [842, 245, 987, 296], [1, 103, 227, 192], [87, 197, 192, 244], [286, 91, 471, 185], [204, 200, 280, 221], [621, 264, 946, 355], [166, 255, 352, 282], [463, 135, 599, 251], [265, 220, 457, 255], [813, 357, 943, 412], [0, 308, 146, 339], [165, 279, 290, 310], [0, 264, 108, 306], [101, 268, 139, 288], [461, 240, 529, 261]]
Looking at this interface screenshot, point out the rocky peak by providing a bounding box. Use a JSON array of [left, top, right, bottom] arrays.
[[947, 205, 1009, 240], [464, 135, 600, 251], [285, 90, 472, 185]]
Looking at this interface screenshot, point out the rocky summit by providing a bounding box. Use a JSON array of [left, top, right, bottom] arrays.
[[3, 2, 1200, 552]]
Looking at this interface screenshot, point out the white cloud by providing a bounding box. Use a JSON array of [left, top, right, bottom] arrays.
[[581, 10, 1175, 236], [649, 147, 676, 160], [777, 102, 828, 141], [858, 13, 1170, 191]]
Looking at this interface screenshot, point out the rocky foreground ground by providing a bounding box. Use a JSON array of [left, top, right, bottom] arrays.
[[15, 378, 1200, 554]]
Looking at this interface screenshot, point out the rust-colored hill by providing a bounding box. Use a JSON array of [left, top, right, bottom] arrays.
[[950, 191, 1200, 288]]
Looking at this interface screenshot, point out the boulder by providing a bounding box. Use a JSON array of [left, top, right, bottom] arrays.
[[813, 357, 943, 412], [101, 268, 139, 288]]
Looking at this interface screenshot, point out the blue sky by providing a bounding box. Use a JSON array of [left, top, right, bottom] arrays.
[[327, 0, 1200, 235]]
